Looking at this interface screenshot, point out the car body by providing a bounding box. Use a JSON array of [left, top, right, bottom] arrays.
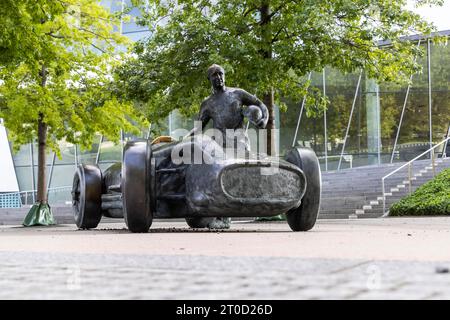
[[72, 135, 321, 232]]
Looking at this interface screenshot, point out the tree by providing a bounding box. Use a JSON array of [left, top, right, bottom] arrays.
[[0, 0, 144, 225], [117, 0, 443, 155]]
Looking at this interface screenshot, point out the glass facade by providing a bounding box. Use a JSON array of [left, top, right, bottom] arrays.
[[1, 3, 449, 207], [281, 38, 450, 170]]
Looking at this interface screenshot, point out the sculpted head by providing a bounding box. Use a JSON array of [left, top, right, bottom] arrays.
[[207, 64, 225, 91]]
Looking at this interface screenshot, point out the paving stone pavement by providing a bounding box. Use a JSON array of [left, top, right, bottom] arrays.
[[1, 219, 450, 300], [1, 251, 450, 299]]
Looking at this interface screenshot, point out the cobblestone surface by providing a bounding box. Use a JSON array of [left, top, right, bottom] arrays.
[[1, 251, 450, 299], [1, 219, 450, 299]]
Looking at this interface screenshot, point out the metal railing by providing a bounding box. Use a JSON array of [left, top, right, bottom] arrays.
[[381, 137, 450, 216], [443, 124, 450, 158], [0, 186, 72, 208]]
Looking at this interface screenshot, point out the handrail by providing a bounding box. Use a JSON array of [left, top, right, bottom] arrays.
[[1, 185, 72, 196], [443, 123, 450, 158], [381, 136, 450, 216], [0, 186, 72, 207]]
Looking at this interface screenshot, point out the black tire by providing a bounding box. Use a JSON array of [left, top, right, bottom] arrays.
[[122, 140, 153, 233], [72, 164, 103, 229], [185, 217, 212, 228], [285, 148, 321, 231]]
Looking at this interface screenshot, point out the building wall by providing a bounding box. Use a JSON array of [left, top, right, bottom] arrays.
[[0, 122, 19, 192]]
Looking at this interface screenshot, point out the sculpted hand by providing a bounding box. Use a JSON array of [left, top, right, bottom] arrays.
[[255, 117, 266, 129], [244, 105, 266, 128]]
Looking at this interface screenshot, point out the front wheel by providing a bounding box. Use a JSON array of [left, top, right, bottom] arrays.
[[72, 164, 103, 229], [285, 148, 321, 231], [122, 140, 153, 233]]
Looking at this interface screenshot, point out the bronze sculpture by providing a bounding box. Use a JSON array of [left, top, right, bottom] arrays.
[[184, 64, 270, 229], [188, 64, 268, 149], [71, 65, 322, 233]]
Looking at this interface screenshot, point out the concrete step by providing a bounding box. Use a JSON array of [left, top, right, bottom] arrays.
[[318, 213, 354, 219], [311, 158, 449, 220], [320, 202, 368, 209], [361, 208, 384, 214], [354, 212, 384, 218], [319, 209, 362, 215]]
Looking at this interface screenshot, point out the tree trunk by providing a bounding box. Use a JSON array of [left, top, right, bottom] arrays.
[[260, 2, 275, 155], [36, 114, 47, 203], [37, 64, 48, 203], [263, 90, 276, 155]]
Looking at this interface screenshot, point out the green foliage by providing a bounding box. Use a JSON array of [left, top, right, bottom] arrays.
[[0, 0, 146, 155], [117, 0, 442, 126], [390, 168, 450, 216]]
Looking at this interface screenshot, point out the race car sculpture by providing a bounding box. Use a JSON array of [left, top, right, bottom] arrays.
[[71, 135, 321, 233]]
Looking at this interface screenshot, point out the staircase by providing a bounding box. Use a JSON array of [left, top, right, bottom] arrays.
[[319, 157, 450, 219]]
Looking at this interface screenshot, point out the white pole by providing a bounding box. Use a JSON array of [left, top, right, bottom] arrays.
[[338, 70, 362, 170], [390, 40, 422, 163], [29, 142, 36, 203], [377, 84, 381, 165], [323, 69, 328, 171], [427, 39, 433, 160], [74, 144, 78, 168], [95, 135, 103, 165], [46, 152, 56, 193], [292, 72, 312, 147]]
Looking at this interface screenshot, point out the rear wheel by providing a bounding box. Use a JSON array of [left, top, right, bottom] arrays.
[[72, 164, 102, 229], [285, 148, 321, 231], [122, 140, 153, 233]]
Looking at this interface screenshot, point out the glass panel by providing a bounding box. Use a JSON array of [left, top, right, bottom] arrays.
[[310, 71, 326, 170], [378, 42, 429, 163], [48, 165, 75, 189], [396, 91, 431, 161], [47, 165, 75, 205], [14, 167, 34, 192], [323, 69, 362, 170], [432, 91, 450, 148], [98, 138, 122, 163], [77, 135, 101, 165], [54, 141, 77, 165], [430, 42, 450, 147], [11, 144, 31, 167], [281, 69, 368, 170]]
